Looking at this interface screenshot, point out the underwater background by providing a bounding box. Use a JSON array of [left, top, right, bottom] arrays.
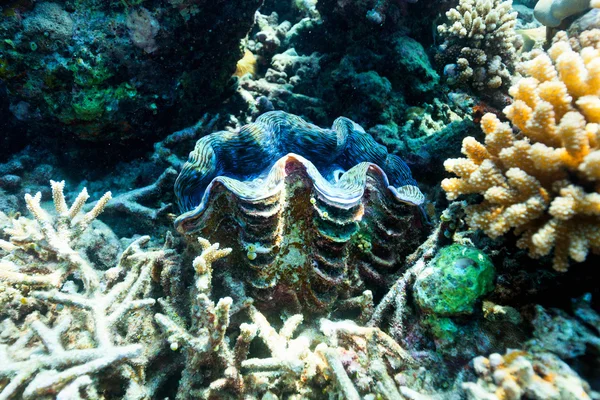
[[1, 0, 600, 398]]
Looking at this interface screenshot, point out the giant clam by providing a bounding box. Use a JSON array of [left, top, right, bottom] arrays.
[[174, 111, 426, 312]]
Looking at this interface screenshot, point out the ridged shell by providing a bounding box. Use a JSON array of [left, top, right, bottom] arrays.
[[174, 111, 426, 312]]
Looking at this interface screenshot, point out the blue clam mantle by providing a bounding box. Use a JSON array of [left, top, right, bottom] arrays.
[[174, 111, 424, 232]]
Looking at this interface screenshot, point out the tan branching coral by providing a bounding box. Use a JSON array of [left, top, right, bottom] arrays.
[[463, 350, 592, 399], [442, 32, 600, 271], [437, 0, 522, 92]]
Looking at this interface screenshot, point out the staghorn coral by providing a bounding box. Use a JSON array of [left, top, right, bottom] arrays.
[[437, 0, 522, 94], [442, 33, 600, 271], [318, 318, 417, 399], [173, 111, 426, 312], [0, 180, 111, 292], [0, 182, 171, 398], [151, 113, 220, 171], [155, 235, 420, 399], [154, 237, 243, 399], [84, 167, 178, 238]]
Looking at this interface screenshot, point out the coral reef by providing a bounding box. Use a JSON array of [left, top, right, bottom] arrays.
[[442, 31, 600, 271], [0, 176, 596, 399], [436, 0, 522, 97], [0, 0, 262, 142], [235, 0, 447, 155], [1, 0, 600, 398], [236, 9, 327, 124]]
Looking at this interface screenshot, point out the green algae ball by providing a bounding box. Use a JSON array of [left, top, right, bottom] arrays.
[[414, 244, 495, 316]]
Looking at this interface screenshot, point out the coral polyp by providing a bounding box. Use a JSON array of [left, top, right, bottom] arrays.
[[174, 111, 426, 311]]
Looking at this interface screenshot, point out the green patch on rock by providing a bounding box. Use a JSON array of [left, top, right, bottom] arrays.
[[414, 244, 495, 316], [71, 88, 108, 121], [424, 315, 459, 344]]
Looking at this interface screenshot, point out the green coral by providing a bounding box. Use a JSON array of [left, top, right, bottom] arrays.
[[424, 315, 459, 344], [71, 88, 107, 121], [53, 83, 137, 124], [414, 244, 495, 316], [69, 51, 114, 87]]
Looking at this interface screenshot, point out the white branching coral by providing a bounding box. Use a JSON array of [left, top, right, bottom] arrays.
[[0, 314, 142, 399], [0, 182, 168, 398], [437, 0, 522, 92], [154, 237, 240, 399], [0, 234, 162, 398], [319, 319, 417, 399], [0, 180, 111, 292], [153, 236, 420, 399]]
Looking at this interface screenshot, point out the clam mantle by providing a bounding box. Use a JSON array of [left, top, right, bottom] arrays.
[[174, 111, 426, 311]]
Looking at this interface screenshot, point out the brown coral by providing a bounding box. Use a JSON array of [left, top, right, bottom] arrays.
[[442, 31, 600, 271], [437, 0, 522, 92]]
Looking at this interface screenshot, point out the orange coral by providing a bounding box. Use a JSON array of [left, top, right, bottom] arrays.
[[442, 30, 600, 271], [234, 49, 257, 78]]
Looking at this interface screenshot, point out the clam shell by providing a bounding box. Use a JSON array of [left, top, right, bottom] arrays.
[[174, 111, 426, 311]]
